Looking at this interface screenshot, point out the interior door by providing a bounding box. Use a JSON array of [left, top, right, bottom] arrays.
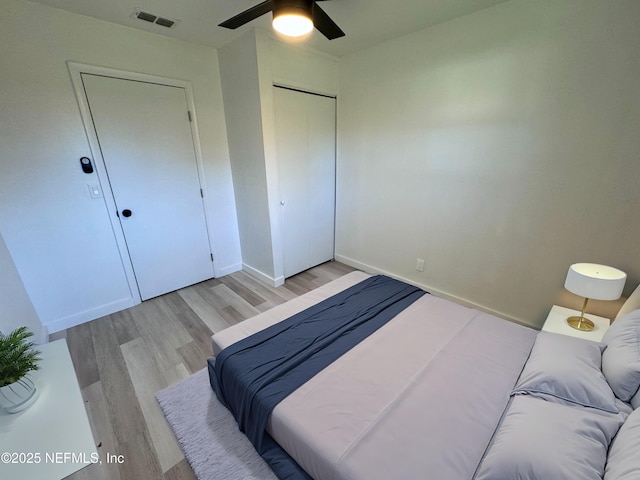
[[274, 87, 336, 278], [82, 74, 214, 300]]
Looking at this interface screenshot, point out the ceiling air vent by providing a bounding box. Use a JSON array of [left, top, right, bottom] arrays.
[[132, 9, 178, 29]]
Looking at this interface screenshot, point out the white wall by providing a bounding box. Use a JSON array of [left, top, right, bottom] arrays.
[[0, 233, 45, 342], [268, 36, 339, 96], [219, 29, 338, 286], [218, 30, 277, 284], [0, 0, 241, 332], [336, 0, 640, 327]]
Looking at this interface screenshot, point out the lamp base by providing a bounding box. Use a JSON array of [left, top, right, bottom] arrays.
[[566, 316, 595, 331]]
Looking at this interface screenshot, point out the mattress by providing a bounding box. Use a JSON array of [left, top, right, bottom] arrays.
[[210, 271, 537, 479], [211, 271, 373, 355]]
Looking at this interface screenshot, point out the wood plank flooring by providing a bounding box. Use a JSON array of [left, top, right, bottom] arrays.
[[50, 261, 355, 480]]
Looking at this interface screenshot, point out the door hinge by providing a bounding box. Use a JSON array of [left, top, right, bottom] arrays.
[[200, 188, 203, 198], [187, 111, 192, 122], [210, 253, 214, 261]]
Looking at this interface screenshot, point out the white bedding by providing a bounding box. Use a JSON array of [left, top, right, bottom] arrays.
[[211, 271, 537, 479], [211, 271, 372, 355]]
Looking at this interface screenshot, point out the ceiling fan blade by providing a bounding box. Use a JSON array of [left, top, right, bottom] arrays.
[[218, 0, 273, 29], [312, 3, 345, 40]]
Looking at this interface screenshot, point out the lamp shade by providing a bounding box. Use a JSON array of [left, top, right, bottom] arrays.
[[564, 263, 626, 301]]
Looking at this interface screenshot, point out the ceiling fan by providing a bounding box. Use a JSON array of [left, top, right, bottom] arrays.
[[218, 0, 345, 40]]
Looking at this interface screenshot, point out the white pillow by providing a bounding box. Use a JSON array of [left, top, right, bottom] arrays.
[[478, 395, 624, 480], [513, 331, 618, 412], [602, 309, 640, 402], [605, 407, 640, 479]]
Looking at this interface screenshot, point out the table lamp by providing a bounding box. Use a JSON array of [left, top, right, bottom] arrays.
[[564, 263, 627, 331]]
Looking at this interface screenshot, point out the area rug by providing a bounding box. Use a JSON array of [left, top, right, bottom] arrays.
[[156, 368, 277, 480]]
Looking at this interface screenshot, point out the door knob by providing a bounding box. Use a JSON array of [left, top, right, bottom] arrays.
[[122, 209, 132, 217]]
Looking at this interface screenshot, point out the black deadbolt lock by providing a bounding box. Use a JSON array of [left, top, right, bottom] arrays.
[[122, 209, 132, 217], [80, 157, 94, 174]]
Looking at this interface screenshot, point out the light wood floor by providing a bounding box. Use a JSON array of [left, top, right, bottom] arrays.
[[50, 261, 355, 480]]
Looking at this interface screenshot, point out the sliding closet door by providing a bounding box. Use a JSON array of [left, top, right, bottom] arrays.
[[274, 87, 336, 278]]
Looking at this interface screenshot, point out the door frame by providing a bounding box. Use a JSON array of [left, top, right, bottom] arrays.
[[68, 62, 217, 304]]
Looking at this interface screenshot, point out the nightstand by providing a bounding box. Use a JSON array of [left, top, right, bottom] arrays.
[[542, 305, 610, 342]]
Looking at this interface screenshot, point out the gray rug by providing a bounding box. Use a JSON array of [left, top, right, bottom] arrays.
[[156, 368, 278, 480]]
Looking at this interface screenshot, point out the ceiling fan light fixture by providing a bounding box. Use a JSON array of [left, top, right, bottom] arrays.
[[273, 14, 313, 37], [272, 0, 314, 37]]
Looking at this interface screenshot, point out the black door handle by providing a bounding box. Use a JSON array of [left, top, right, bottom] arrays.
[[122, 209, 132, 217]]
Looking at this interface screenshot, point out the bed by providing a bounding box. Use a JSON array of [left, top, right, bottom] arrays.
[[208, 271, 640, 480]]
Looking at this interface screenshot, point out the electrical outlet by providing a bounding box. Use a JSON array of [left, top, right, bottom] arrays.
[[416, 258, 425, 272]]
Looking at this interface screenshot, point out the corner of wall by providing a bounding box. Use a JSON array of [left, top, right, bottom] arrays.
[[242, 263, 284, 288], [218, 28, 277, 280], [255, 29, 285, 282], [0, 232, 45, 339]]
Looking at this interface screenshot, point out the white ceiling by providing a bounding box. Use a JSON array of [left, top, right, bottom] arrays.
[[29, 0, 510, 57]]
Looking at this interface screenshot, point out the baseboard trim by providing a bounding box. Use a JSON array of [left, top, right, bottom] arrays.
[[44, 297, 137, 334], [334, 254, 531, 328], [35, 325, 49, 345], [216, 262, 242, 278], [242, 263, 284, 288]]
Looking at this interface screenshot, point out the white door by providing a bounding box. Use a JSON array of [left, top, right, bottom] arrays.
[[82, 74, 214, 300], [274, 87, 336, 278]]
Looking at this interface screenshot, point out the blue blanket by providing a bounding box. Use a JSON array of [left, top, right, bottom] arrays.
[[209, 275, 425, 479]]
